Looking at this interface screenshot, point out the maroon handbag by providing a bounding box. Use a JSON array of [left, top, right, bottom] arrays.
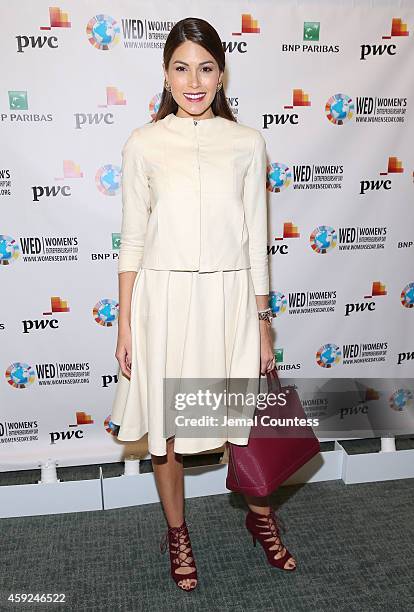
[[226, 367, 320, 497]]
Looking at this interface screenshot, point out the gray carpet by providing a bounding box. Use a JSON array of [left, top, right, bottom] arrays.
[[1, 476, 413, 612]]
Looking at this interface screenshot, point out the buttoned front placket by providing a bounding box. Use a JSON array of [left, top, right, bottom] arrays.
[[193, 119, 202, 268]]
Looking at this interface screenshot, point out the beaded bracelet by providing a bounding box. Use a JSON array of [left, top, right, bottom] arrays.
[[257, 307, 274, 324]]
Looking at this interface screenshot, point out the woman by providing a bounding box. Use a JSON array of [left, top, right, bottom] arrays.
[[110, 17, 296, 591]]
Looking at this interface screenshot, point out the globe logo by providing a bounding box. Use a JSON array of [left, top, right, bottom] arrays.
[[0, 235, 19, 265], [389, 388, 413, 412], [310, 225, 337, 254], [269, 291, 287, 317], [95, 165, 121, 195], [267, 162, 292, 193], [325, 93, 354, 125], [316, 344, 341, 368], [5, 362, 36, 388], [400, 282, 414, 308], [105, 416, 120, 436], [149, 93, 163, 120], [86, 15, 120, 50], [93, 299, 119, 326]]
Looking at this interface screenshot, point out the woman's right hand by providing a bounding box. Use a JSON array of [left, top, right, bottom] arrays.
[[115, 324, 132, 379]]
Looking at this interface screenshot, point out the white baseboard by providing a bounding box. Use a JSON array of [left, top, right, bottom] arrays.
[[335, 441, 414, 484], [1, 447, 413, 518]]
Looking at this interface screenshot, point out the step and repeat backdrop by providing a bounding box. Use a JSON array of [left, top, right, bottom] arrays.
[[1, 0, 413, 469]]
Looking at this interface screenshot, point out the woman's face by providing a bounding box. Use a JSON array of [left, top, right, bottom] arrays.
[[163, 40, 223, 119]]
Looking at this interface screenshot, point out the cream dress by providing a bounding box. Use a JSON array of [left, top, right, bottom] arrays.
[[110, 266, 261, 456]]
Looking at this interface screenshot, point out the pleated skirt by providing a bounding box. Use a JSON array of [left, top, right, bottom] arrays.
[[110, 267, 261, 456]]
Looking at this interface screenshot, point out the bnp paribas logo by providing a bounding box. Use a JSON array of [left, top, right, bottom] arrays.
[[9, 91, 28, 110], [112, 233, 121, 250], [303, 22, 320, 41], [4, 90, 53, 123], [282, 20, 339, 54]]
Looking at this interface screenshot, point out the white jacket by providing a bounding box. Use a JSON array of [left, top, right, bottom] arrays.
[[118, 111, 269, 295]]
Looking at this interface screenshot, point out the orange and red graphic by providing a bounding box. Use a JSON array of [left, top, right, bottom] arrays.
[[232, 14, 260, 35], [284, 89, 311, 108], [364, 387, 381, 401], [55, 160, 84, 180], [364, 281, 387, 298], [70, 412, 94, 426], [43, 296, 70, 315], [99, 86, 127, 107], [275, 222, 300, 240], [382, 18, 409, 39], [379, 156, 404, 175], [40, 7, 71, 29]]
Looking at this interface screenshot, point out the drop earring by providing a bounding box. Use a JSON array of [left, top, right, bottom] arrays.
[[164, 81, 171, 92]]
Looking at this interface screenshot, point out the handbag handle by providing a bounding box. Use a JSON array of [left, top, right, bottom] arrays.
[[266, 366, 282, 395]]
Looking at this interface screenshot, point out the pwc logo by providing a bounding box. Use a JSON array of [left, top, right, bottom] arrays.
[[263, 89, 311, 128], [22, 296, 70, 334], [16, 7, 71, 53], [74, 86, 127, 130], [32, 160, 84, 203], [49, 411, 93, 445], [222, 14, 260, 54], [360, 156, 404, 195], [268, 222, 300, 256], [32, 185, 71, 202], [360, 18, 409, 60], [102, 372, 120, 387], [397, 349, 414, 366], [344, 281, 387, 317]]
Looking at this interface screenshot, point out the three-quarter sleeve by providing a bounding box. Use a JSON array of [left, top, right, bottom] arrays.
[[243, 131, 270, 295], [117, 130, 151, 273]]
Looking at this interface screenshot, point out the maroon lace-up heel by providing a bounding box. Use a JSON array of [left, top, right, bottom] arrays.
[[246, 508, 297, 571], [159, 519, 198, 591]]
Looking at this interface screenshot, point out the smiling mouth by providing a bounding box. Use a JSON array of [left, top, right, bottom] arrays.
[[183, 93, 206, 101]]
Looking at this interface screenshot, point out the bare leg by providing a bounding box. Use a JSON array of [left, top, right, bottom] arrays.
[[152, 437, 185, 527], [223, 439, 297, 571], [243, 493, 296, 569], [244, 493, 271, 515], [151, 437, 197, 589]]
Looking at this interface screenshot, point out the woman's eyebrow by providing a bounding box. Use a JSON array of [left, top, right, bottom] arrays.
[[172, 60, 215, 66]]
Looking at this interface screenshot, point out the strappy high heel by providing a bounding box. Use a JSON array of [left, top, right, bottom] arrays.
[[246, 508, 297, 571], [159, 519, 198, 591]]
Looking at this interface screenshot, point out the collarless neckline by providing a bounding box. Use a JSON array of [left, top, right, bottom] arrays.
[[167, 112, 220, 122]]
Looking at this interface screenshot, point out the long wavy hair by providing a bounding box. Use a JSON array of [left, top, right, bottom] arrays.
[[153, 17, 236, 123]]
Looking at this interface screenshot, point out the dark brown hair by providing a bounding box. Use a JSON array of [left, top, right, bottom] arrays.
[[153, 17, 236, 122]]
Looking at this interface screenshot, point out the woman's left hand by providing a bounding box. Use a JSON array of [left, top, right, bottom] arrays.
[[259, 320, 275, 375]]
